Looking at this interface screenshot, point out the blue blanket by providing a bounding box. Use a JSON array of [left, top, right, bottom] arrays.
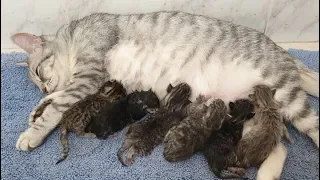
[[1, 49, 319, 180]]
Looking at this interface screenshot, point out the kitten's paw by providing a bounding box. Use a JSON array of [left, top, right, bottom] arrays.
[[125, 157, 135, 166], [16, 128, 44, 151], [227, 167, 246, 176], [29, 99, 53, 124]]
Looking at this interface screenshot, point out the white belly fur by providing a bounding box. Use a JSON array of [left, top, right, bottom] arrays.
[[106, 40, 263, 104]]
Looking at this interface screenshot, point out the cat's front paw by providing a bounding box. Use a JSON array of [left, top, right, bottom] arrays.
[[16, 128, 44, 151]]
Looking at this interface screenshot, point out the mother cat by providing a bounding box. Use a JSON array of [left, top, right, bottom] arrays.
[[11, 12, 318, 153]]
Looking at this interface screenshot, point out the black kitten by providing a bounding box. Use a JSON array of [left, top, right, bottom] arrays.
[[85, 90, 160, 139], [202, 99, 255, 179]]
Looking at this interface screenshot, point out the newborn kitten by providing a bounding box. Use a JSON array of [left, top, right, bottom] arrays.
[[117, 83, 192, 166], [163, 97, 229, 162], [232, 85, 292, 168], [56, 81, 126, 164], [203, 99, 255, 179], [84, 90, 160, 139]]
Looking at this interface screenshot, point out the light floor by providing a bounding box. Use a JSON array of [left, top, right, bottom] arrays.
[[1, 42, 319, 53]]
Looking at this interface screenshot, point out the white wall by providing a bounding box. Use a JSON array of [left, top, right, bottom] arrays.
[[1, 0, 319, 49]]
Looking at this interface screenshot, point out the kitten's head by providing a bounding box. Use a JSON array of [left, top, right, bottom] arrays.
[[203, 98, 229, 130], [229, 99, 255, 124], [127, 90, 160, 114], [11, 33, 61, 94], [98, 80, 126, 101], [249, 85, 278, 109], [164, 83, 192, 112]]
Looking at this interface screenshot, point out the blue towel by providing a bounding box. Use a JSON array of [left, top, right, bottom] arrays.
[[1, 49, 319, 180]]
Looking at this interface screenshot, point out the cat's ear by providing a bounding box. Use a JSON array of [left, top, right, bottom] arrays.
[[247, 112, 255, 119], [229, 102, 235, 110], [271, 89, 277, 97], [10, 33, 43, 55], [166, 84, 173, 93], [16, 60, 28, 67], [248, 93, 254, 100]]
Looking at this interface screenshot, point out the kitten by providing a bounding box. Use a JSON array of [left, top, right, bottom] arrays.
[[202, 99, 255, 179], [232, 85, 292, 169], [56, 80, 126, 164], [84, 90, 160, 139], [117, 83, 192, 166], [163, 97, 229, 162]]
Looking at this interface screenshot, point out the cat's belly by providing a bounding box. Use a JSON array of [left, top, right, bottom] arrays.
[[106, 40, 263, 103]]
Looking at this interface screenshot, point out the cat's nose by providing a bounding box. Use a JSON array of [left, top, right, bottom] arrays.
[[42, 88, 48, 94]]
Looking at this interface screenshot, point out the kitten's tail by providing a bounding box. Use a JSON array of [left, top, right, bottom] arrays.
[[294, 58, 319, 97], [56, 126, 69, 164]]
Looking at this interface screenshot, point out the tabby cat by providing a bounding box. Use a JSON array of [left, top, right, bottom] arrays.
[[11, 12, 318, 174]]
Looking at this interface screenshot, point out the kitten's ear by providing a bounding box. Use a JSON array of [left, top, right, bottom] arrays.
[[16, 60, 28, 67], [271, 89, 277, 97], [10, 33, 43, 54], [166, 84, 173, 93], [229, 102, 235, 110], [247, 112, 255, 119]]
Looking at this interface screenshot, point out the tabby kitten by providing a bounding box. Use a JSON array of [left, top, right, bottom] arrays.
[[56, 81, 125, 164], [84, 90, 160, 139], [232, 85, 292, 169], [163, 97, 229, 162], [11, 12, 318, 154], [117, 83, 192, 166], [203, 99, 255, 179]]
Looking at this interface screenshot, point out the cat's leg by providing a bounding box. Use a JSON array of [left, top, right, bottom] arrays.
[[16, 66, 105, 151], [275, 85, 319, 148], [256, 143, 287, 180]]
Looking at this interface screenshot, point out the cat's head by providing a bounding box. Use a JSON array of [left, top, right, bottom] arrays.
[[164, 83, 192, 112], [127, 90, 160, 114], [248, 85, 278, 109], [229, 99, 255, 124], [98, 80, 126, 101], [203, 98, 229, 130], [11, 33, 62, 94]]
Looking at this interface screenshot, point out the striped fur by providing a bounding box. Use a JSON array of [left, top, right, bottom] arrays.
[[11, 11, 318, 151], [56, 81, 125, 164], [117, 83, 191, 166]]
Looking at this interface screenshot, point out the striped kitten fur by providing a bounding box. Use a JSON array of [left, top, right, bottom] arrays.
[[56, 81, 125, 164], [11, 11, 318, 153], [117, 83, 191, 166], [232, 85, 292, 168]]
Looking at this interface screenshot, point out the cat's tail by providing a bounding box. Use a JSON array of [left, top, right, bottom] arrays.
[[56, 126, 69, 164], [293, 58, 319, 97]]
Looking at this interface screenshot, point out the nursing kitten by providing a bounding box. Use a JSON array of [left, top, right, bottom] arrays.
[[232, 85, 292, 169], [163, 97, 229, 162], [117, 83, 191, 166], [85, 90, 160, 139], [12, 12, 318, 154], [56, 81, 126, 164], [203, 99, 255, 179]]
